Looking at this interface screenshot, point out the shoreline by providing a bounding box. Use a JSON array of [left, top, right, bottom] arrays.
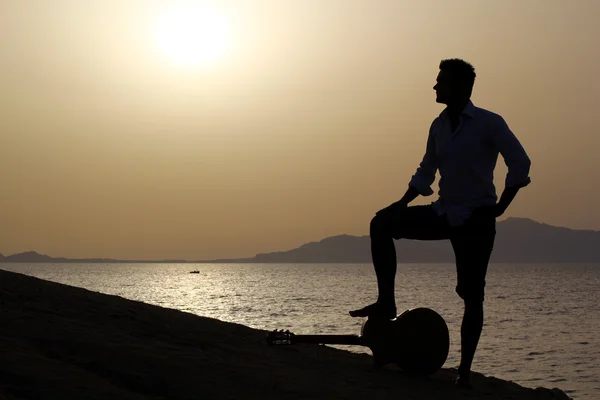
[[0, 269, 571, 399]]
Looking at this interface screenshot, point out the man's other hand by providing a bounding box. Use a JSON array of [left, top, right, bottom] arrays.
[[472, 204, 504, 219]]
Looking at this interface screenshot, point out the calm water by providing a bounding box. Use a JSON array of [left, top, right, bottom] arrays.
[[2, 263, 598, 399]]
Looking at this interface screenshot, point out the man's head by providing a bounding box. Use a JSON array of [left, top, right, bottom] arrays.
[[434, 59, 476, 105]]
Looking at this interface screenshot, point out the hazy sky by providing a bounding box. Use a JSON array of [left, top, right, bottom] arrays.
[[1, 0, 599, 260]]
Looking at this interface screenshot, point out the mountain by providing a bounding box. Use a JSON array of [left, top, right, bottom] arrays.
[[2, 218, 600, 263], [490, 217, 600, 262]]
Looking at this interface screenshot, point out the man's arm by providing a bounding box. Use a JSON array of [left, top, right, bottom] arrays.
[[488, 116, 531, 216], [494, 185, 522, 216], [377, 124, 437, 214], [406, 122, 438, 201]]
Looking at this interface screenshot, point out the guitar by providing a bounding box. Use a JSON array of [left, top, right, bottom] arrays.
[[266, 307, 450, 375]]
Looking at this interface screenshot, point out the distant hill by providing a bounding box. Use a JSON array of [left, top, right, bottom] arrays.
[[2, 218, 600, 264], [0, 251, 186, 264], [4, 251, 63, 263]]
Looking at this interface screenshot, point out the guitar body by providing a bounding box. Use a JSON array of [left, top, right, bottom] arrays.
[[360, 308, 450, 375]]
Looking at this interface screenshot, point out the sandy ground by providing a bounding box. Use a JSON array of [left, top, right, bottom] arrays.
[[0, 269, 571, 400]]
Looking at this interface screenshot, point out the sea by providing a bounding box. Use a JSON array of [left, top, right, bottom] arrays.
[[1, 263, 598, 400]]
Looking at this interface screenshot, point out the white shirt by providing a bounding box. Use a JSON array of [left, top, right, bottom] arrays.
[[409, 101, 531, 227]]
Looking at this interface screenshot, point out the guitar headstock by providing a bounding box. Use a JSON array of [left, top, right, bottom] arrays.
[[266, 329, 296, 345]]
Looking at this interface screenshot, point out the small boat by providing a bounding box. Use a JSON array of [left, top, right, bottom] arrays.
[[189, 270, 200, 274]]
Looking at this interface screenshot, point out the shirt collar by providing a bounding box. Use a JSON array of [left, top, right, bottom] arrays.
[[462, 100, 476, 119], [441, 100, 477, 119]]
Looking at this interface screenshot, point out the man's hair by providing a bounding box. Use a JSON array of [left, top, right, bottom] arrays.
[[439, 58, 476, 89]]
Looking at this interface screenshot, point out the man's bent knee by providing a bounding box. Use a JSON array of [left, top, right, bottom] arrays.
[[370, 214, 392, 238]]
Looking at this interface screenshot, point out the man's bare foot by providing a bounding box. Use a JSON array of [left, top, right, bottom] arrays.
[[349, 302, 396, 319]]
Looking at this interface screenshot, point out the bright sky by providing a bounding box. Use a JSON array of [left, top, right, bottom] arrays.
[[1, 0, 599, 260]]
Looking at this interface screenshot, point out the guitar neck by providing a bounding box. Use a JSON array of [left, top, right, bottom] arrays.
[[293, 334, 362, 346]]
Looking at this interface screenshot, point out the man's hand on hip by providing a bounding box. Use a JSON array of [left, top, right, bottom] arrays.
[[472, 204, 504, 219]]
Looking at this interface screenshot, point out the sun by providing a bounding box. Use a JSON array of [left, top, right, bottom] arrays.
[[154, 5, 230, 68]]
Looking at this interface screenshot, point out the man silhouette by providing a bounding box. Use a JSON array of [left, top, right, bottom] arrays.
[[349, 59, 531, 388]]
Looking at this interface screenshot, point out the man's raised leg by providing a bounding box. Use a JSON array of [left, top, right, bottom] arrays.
[[350, 205, 449, 319], [349, 214, 398, 319]]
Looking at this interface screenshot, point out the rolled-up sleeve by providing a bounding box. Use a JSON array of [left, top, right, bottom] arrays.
[[409, 123, 438, 196], [491, 116, 531, 188]]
